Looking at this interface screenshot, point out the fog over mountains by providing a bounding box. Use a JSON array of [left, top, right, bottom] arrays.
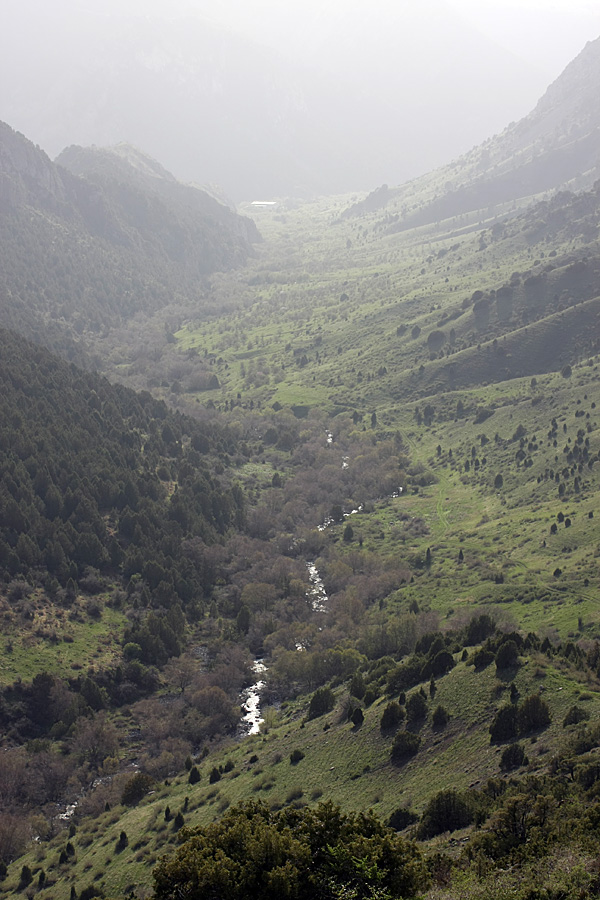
[[3, 0, 597, 200]]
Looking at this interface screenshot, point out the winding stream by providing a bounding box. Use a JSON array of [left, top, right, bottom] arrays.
[[239, 562, 330, 733], [238, 431, 403, 735]]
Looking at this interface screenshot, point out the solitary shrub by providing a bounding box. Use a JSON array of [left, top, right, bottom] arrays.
[[121, 773, 155, 806], [563, 705, 590, 727], [426, 649, 455, 678], [351, 707, 364, 727], [388, 807, 419, 831], [188, 766, 200, 785], [418, 790, 472, 838], [518, 694, 551, 734], [173, 812, 185, 831], [290, 749, 305, 765], [349, 671, 365, 700], [406, 692, 428, 724], [115, 830, 128, 852], [473, 649, 495, 670], [391, 731, 421, 764], [308, 687, 335, 720], [79, 888, 102, 900], [500, 743, 528, 771], [363, 687, 379, 706], [427, 330, 446, 352], [490, 705, 518, 743], [495, 640, 519, 671], [209, 767, 222, 784], [380, 701, 405, 732], [432, 705, 449, 730]]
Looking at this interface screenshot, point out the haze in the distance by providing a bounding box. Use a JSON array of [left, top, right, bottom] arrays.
[[2, 0, 600, 199]]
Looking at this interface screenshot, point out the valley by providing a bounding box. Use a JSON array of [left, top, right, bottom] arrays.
[[3, 33, 600, 900]]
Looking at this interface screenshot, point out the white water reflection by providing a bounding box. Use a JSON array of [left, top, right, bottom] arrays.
[[240, 659, 267, 735], [58, 802, 78, 821], [318, 504, 363, 532], [306, 563, 328, 612]]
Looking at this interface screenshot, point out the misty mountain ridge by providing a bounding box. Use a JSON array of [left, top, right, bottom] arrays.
[[0, 122, 258, 355], [55, 142, 259, 252], [0, 2, 557, 198]]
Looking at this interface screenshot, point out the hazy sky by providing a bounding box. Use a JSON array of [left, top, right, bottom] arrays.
[[3, 0, 600, 197], [86, 0, 600, 79], [447, 0, 600, 76], [65, 0, 600, 78]]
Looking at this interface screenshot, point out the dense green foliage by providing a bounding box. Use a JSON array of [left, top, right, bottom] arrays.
[[0, 328, 243, 595], [153, 800, 428, 900]]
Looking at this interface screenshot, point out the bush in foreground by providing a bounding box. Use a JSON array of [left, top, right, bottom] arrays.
[[418, 789, 473, 839], [153, 799, 428, 900]]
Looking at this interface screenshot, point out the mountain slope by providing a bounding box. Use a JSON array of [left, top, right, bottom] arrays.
[[345, 35, 600, 229], [0, 326, 244, 605], [0, 122, 258, 356]]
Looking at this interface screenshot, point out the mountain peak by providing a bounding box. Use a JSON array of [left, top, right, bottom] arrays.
[[57, 141, 178, 188], [529, 33, 600, 133]]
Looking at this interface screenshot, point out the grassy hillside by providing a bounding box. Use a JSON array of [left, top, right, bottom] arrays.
[[4, 632, 599, 899]]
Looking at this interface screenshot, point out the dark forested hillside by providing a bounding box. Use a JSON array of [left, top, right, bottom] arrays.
[[0, 327, 244, 611], [0, 122, 259, 357], [55, 142, 259, 273]]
